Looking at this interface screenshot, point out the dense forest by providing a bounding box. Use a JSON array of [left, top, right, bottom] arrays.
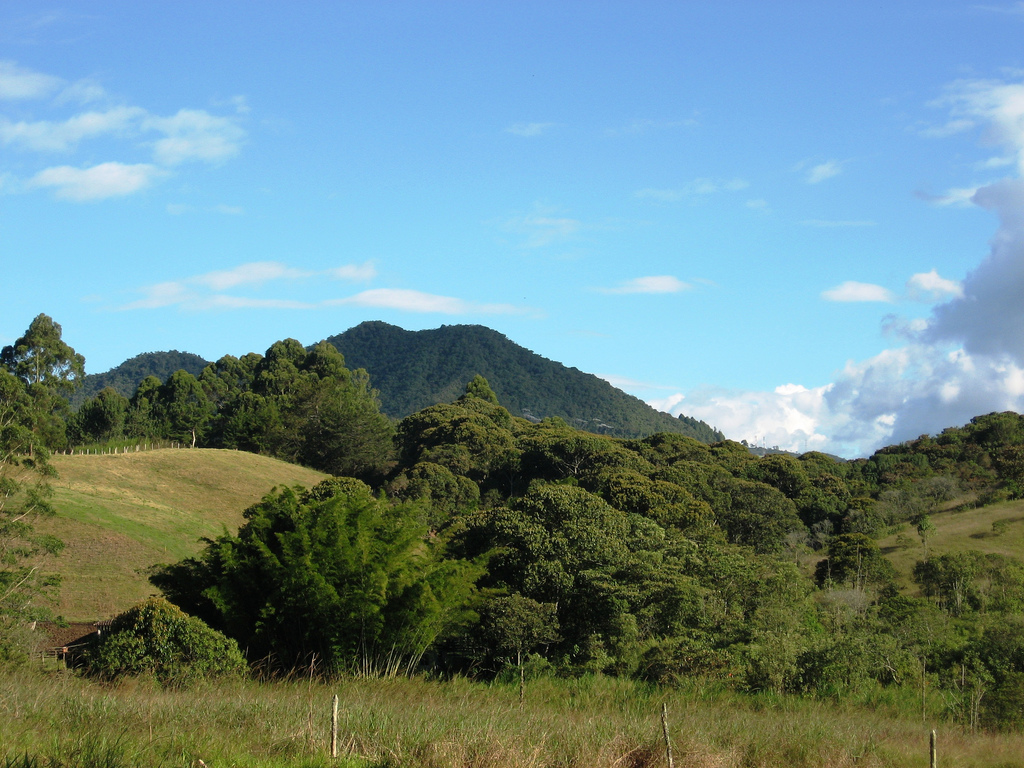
[[7, 313, 1024, 733], [326, 321, 722, 440]]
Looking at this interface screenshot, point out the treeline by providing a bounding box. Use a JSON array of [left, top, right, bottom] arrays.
[[66, 340, 394, 479], [9, 314, 1024, 732], [69, 350, 209, 409]]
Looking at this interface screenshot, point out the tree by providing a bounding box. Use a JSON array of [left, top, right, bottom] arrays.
[[151, 480, 481, 674], [479, 594, 559, 697], [1, 314, 85, 394], [916, 514, 937, 560], [1, 315, 86, 455], [84, 597, 246, 685], [155, 370, 211, 447], [814, 533, 896, 592], [124, 375, 162, 438], [463, 374, 499, 405], [289, 365, 395, 480], [717, 479, 805, 554], [70, 387, 129, 444], [0, 368, 63, 665]]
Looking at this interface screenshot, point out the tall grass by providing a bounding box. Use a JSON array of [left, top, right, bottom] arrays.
[[4, 668, 1024, 768]]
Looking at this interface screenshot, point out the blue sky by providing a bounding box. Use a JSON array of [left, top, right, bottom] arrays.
[[3, 2, 1024, 457]]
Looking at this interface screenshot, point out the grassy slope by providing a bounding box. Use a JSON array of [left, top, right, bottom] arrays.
[[878, 497, 1024, 587], [39, 449, 328, 621]]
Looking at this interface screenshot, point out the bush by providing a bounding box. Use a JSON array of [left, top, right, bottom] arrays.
[[84, 597, 246, 685]]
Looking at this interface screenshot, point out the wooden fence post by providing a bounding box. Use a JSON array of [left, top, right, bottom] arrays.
[[661, 702, 674, 768], [930, 729, 936, 768], [331, 694, 339, 759]]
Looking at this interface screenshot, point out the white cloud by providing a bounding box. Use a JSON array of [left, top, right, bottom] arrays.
[[198, 296, 315, 311], [506, 122, 557, 137], [28, 162, 164, 201], [597, 275, 691, 294], [605, 118, 699, 136], [906, 269, 963, 302], [936, 78, 1024, 174], [634, 178, 749, 202], [121, 281, 191, 310], [919, 118, 976, 138], [144, 109, 245, 165], [329, 262, 377, 281], [121, 260, 382, 311], [196, 262, 314, 291], [655, 342, 1024, 457], [634, 188, 684, 203], [56, 80, 107, 105], [0, 61, 61, 100], [977, 156, 1015, 170], [806, 160, 843, 184], [503, 209, 582, 248], [0, 61, 247, 203], [920, 186, 980, 207], [821, 281, 896, 303], [0, 106, 146, 152], [331, 289, 526, 315], [647, 392, 686, 413], [663, 382, 834, 453]]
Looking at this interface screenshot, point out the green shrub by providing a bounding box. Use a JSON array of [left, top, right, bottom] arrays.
[[84, 597, 246, 686]]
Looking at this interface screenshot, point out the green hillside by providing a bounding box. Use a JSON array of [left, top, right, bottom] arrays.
[[72, 350, 210, 408], [37, 449, 327, 621], [878, 498, 1024, 587], [326, 321, 723, 441]]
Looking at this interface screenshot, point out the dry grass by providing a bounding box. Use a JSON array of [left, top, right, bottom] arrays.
[[3, 670, 1024, 768], [34, 449, 327, 621]]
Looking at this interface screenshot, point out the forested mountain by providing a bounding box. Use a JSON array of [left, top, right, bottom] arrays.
[[326, 321, 722, 441], [72, 351, 209, 407]]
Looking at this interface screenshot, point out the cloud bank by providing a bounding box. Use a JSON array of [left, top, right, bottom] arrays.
[[0, 61, 246, 201], [652, 77, 1024, 457], [121, 260, 530, 317]]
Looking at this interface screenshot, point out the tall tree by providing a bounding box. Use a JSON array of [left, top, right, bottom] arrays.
[[0, 368, 63, 665], [2, 315, 85, 454], [1, 314, 85, 394], [155, 370, 211, 448]]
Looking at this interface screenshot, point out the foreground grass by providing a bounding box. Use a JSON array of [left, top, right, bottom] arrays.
[[3, 669, 1024, 768], [37, 450, 328, 621]]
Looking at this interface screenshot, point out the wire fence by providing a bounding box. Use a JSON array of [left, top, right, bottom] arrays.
[[56, 440, 194, 456]]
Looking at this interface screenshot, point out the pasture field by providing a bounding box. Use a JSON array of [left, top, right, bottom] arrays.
[[36, 449, 327, 621], [877, 497, 1024, 587], [3, 669, 1024, 768]]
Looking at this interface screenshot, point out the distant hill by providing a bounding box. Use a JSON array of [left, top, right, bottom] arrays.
[[73, 351, 210, 407], [325, 321, 724, 441]]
